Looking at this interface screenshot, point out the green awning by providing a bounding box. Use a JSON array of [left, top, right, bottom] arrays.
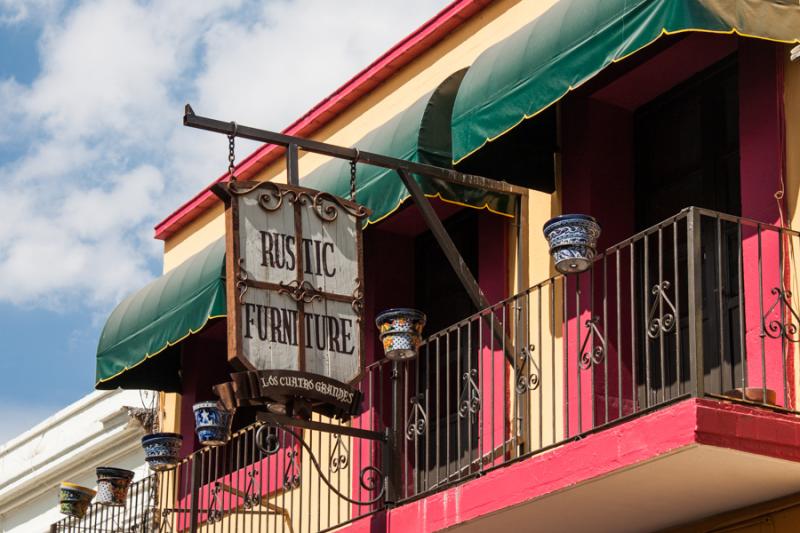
[[452, 0, 800, 164], [95, 237, 226, 390], [304, 69, 515, 226]]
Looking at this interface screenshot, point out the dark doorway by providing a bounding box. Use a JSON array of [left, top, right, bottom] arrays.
[[412, 209, 480, 491], [634, 54, 742, 405]]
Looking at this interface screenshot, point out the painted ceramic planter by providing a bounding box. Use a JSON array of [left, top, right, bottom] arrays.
[[95, 467, 134, 506], [193, 401, 233, 446], [543, 214, 601, 274], [141, 432, 183, 471], [59, 482, 96, 518], [376, 308, 426, 361]]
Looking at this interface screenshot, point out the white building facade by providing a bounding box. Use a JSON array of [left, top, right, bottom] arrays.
[[0, 389, 152, 532]]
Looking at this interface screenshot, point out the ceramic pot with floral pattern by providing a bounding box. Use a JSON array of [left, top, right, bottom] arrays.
[[95, 467, 134, 506], [192, 401, 233, 446], [376, 308, 426, 361], [59, 482, 96, 518], [141, 432, 182, 471], [543, 214, 601, 274]]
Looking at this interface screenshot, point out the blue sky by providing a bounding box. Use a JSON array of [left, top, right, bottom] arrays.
[[0, 0, 449, 443]]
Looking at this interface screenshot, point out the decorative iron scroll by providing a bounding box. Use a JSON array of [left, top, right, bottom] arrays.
[[284, 449, 301, 489], [329, 433, 349, 473], [459, 369, 481, 420], [242, 469, 260, 509], [406, 394, 427, 441], [236, 257, 249, 304], [762, 287, 800, 343], [351, 280, 365, 314], [277, 279, 323, 303], [229, 181, 369, 222], [515, 344, 540, 394], [647, 281, 676, 339], [207, 482, 223, 524], [579, 316, 605, 370], [254, 421, 385, 506]]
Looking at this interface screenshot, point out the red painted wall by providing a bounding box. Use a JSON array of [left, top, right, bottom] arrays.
[[561, 96, 635, 434], [738, 40, 789, 407]]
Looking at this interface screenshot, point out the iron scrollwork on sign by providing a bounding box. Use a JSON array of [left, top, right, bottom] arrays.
[[647, 281, 677, 339], [236, 258, 249, 304], [579, 316, 605, 370], [312, 191, 369, 222], [278, 279, 323, 303], [406, 394, 428, 441], [459, 369, 481, 420], [762, 287, 800, 342], [229, 181, 369, 223], [515, 344, 541, 394], [254, 421, 385, 506], [351, 280, 365, 315]]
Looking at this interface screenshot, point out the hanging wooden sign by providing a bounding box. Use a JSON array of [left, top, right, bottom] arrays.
[[223, 181, 370, 401]]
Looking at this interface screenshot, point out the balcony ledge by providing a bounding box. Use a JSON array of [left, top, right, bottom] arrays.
[[344, 398, 800, 533]]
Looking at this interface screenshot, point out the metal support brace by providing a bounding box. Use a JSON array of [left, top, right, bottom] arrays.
[[183, 105, 527, 197], [396, 169, 516, 365], [286, 143, 299, 186]]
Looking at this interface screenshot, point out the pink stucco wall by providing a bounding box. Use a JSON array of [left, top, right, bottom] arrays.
[[561, 96, 635, 435], [738, 40, 790, 408]]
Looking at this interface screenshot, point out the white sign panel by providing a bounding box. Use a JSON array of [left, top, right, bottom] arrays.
[[225, 181, 369, 385]]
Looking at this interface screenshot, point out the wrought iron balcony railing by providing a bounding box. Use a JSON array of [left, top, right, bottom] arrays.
[[50, 475, 159, 532], [53, 207, 800, 532]]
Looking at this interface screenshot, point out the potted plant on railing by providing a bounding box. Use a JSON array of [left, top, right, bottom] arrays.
[[141, 433, 183, 471], [192, 401, 233, 446], [543, 214, 601, 274], [95, 467, 135, 506], [58, 482, 96, 518], [376, 308, 427, 361]]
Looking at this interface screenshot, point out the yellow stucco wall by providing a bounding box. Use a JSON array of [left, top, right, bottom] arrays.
[[783, 46, 800, 408]]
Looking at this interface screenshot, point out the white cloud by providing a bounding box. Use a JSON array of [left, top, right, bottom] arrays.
[[0, 0, 64, 26], [0, 0, 450, 311]]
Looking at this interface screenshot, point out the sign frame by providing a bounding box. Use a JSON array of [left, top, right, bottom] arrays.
[[223, 180, 370, 386]]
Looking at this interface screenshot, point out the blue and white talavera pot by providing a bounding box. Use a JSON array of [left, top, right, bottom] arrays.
[[193, 401, 233, 446], [543, 214, 601, 274], [376, 308, 427, 361], [141, 432, 183, 471]]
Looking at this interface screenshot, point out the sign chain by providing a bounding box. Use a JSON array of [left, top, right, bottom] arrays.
[[228, 121, 238, 181], [350, 149, 359, 202]]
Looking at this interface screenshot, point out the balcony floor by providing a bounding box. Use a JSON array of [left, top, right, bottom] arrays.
[[346, 398, 800, 533]]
